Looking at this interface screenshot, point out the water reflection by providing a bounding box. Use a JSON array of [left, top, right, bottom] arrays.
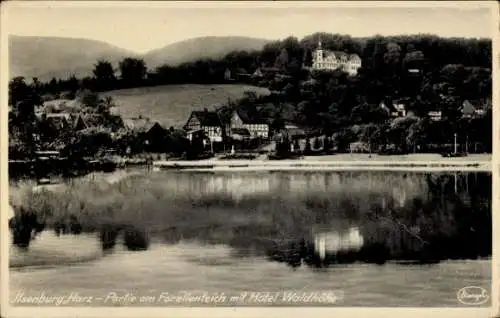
[[314, 227, 364, 261], [160, 171, 491, 268], [12, 170, 491, 269]]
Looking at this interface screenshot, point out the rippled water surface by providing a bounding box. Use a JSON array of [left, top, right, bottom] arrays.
[[10, 170, 492, 307]]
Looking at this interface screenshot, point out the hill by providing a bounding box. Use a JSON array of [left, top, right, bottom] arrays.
[[9, 35, 272, 82], [103, 84, 271, 128], [9, 35, 138, 81], [142, 36, 272, 69]]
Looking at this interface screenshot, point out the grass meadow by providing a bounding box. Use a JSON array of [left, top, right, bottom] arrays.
[[103, 84, 271, 128]]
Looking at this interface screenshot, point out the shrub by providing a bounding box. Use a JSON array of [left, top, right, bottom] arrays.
[[123, 226, 150, 251]]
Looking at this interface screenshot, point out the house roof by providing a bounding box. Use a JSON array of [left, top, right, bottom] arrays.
[[379, 101, 397, 113], [42, 99, 82, 113], [45, 113, 72, 120], [123, 117, 163, 133], [40, 113, 72, 129], [191, 111, 222, 127], [235, 68, 249, 74], [285, 127, 307, 137], [464, 99, 491, 109], [234, 109, 268, 125], [321, 51, 360, 61], [461, 100, 476, 115], [393, 104, 406, 111]]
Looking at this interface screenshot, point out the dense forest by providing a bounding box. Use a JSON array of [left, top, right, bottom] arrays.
[[9, 33, 492, 157]]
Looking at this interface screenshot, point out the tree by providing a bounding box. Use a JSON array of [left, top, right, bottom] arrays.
[[119, 58, 148, 87], [384, 43, 402, 67], [276, 135, 291, 158], [66, 127, 113, 157], [9, 77, 40, 115], [406, 118, 429, 152], [387, 116, 418, 152], [93, 60, 117, 91], [275, 48, 289, 70], [313, 137, 321, 150], [66, 75, 80, 94], [79, 90, 101, 108], [8, 77, 41, 157], [303, 49, 314, 67], [186, 131, 206, 159], [360, 124, 382, 153]]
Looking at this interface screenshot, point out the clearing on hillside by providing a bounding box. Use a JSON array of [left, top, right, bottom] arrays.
[[104, 84, 271, 128]]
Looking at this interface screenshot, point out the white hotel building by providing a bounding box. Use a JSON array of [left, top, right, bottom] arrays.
[[311, 40, 362, 76]]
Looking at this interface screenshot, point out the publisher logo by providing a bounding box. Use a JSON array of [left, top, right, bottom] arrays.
[[456, 286, 489, 305]]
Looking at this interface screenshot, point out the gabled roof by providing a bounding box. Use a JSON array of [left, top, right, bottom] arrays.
[[72, 113, 124, 131], [234, 109, 268, 125], [321, 50, 360, 61], [190, 111, 222, 127], [45, 113, 72, 120], [123, 117, 163, 133], [332, 51, 349, 59], [393, 104, 406, 111], [42, 99, 82, 113], [461, 100, 476, 115], [41, 113, 72, 129], [379, 101, 397, 113]]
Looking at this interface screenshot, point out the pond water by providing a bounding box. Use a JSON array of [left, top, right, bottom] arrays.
[[9, 170, 492, 307]]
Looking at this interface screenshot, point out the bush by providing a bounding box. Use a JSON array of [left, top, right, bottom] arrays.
[[99, 224, 121, 250], [123, 226, 150, 251], [313, 137, 321, 150]]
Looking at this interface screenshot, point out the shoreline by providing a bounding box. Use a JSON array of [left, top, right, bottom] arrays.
[[153, 158, 492, 172]]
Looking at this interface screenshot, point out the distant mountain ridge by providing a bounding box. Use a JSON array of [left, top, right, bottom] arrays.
[[142, 36, 272, 69], [9, 35, 272, 81], [9, 35, 138, 82]]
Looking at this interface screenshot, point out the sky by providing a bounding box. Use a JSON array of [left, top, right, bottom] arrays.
[[3, 2, 495, 54]]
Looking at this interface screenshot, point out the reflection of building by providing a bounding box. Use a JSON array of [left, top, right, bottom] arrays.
[[314, 227, 364, 261], [184, 110, 223, 142], [203, 175, 271, 199], [312, 39, 362, 76]]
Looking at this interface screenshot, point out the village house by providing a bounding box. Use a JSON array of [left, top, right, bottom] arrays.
[[311, 39, 362, 76], [184, 109, 223, 142], [73, 113, 125, 132], [281, 124, 307, 140], [38, 113, 73, 130], [227, 109, 269, 139], [379, 101, 407, 118], [460, 100, 489, 118], [252, 67, 282, 79], [428, 110, 442, 121], [123, 117, 168, 152]]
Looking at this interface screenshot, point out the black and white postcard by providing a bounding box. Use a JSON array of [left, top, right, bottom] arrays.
[[1, 1, 498, 318]]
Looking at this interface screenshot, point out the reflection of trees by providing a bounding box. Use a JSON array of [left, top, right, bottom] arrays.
[[222, 172, 491, 267], [146, 171, 490, 268]]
